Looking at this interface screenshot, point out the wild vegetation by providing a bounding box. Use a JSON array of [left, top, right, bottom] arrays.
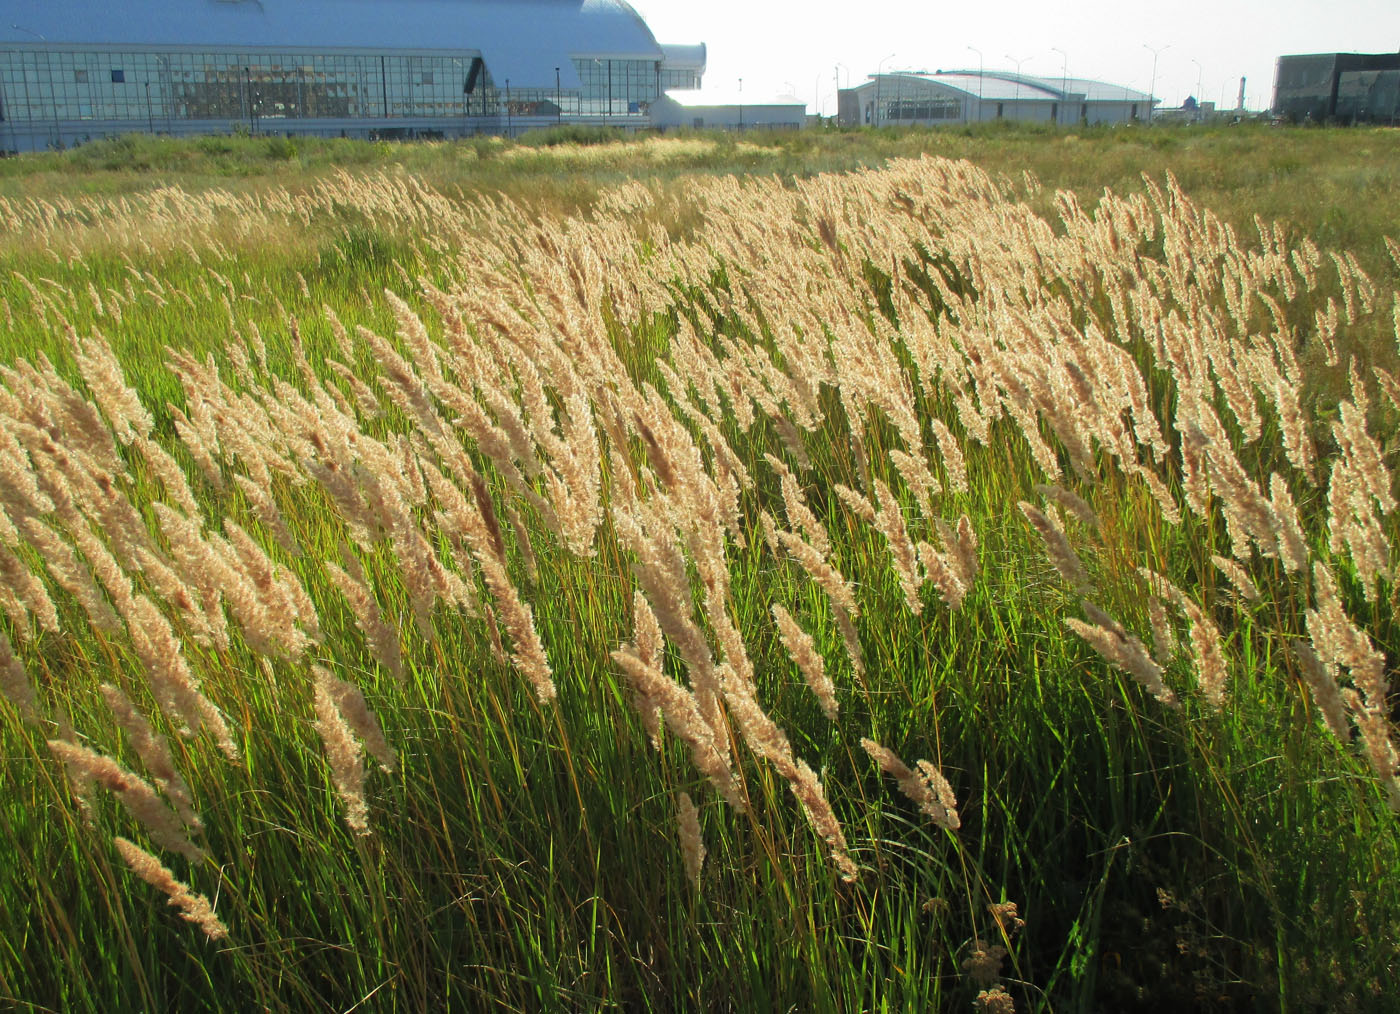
[[1, 127, 1398, 1011]]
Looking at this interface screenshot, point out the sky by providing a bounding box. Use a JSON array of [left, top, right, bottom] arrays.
[[629, 0, 1400, 115]]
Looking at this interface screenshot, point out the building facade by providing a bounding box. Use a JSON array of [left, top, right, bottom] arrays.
[[1273, 53, 1400, 124], [837, 71, 1155, 127], [0, 0, 705, 152], [651, 88, 806, 131]]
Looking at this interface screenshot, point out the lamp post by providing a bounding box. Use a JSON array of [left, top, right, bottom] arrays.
[[737, 77, 742, 130], [1005, 54, 1029, 120], [966, 46, 983, 122], [875, 51, 895, 126], [244, 67, 255, 134], [1191, 58, 1203, 120], [157, 55, 172, 133], [555, 66, 561, 123], [1143, 43, 1169, 123], [451, 58, 467, 137], [1051, 47, 1068, 124], [505, 77, 511, 137]]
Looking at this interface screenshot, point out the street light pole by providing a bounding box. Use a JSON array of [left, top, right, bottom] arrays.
[[244, 67, 254, 134], [505, 77, 511, 137], [737, 77, 742, 130], [1191, 58, 1203, 120], [1005, 54, 1029, 118], [1143, 43, 1169, 123], [875, 52, 895, 127], [555, 66, 561, 123], [1051, 47, 1068, 124], [967, 46, 983, 123]]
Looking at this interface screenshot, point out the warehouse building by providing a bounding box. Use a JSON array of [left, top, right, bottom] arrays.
[[1272, 52, 1400, 124], [837, 70, 1154, 127], [651, 88, 807, 131], [0, 0, 706, 152]]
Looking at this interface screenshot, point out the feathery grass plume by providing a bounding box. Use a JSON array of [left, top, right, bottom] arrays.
[[221, 522, 314, 657], [1211, 555, 1262, 604], [0, 540, 60, 634], [943, 515, 980, 589], [1293, 642, 1352, 742], [1334, 379, 1396, 517], [232, 473, 297, 556], [1270, 378, 1317, 482], [1185, 609, 1229, 711], [504, 503, 539, 585], [1066, 600, 1178, 708], [1018, 501, 1091, 590], [676, 791, 705, 889], [113, 837, 227, 942], [20, 518, 121, 633], [889, 448, 940, 514], [0, 629, 38, 722], [312, 666, 371, 835], [915, 542, 968, 611], [1146, 596, 1178, 664], [134, 436, 201, 519], [630, 589, 665, 748], [1034, 484, 1100, 531], [765, 454, 830, 556], [833, 483, 876, 523], [71, 330, 154, 445], [313, 666, 395, 772], [791, 757, 858, 881], [929, 418, 968, 495], [610, 646, 742, 809], [125, 594, 238, 760], [423, 463, 556, 703], [768, 524, 859, 618], [1267, 475, 1310, 575], [100, 684, 201, 831], [833, 603, 866, 681], [47, 740, 206, 861], [860, 737, 960, 830], [772, 604, 837, 720], [1326, 457, 1392, 600], [325, 554, 405, 682], [872, 481, 925, 614], [1306, 563, 1397, 804]]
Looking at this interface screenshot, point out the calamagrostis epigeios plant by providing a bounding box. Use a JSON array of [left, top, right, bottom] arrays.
[[860, 737, 961, 831], [676, 791, 704, 888], [113, 836, 227, 941]]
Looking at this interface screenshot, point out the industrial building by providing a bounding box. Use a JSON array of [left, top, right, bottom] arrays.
[[0, 0, 706, 152], [837, 71, 1155, 127], [1272, 52, 1400, 124], [651, 88, 806, 131]]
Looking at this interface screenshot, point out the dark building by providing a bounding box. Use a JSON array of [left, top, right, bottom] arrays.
[[1273, 52, 1400, 124]]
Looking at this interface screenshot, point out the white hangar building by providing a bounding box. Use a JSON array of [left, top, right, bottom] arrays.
[[838, 71, 1156, 127], [0, 0, 707, 152]]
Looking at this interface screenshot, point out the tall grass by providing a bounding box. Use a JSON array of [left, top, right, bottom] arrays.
[[0, 134, 1398, 1012]]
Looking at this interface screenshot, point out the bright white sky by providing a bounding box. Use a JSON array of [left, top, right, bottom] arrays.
[[629, 0, 1400, 115]]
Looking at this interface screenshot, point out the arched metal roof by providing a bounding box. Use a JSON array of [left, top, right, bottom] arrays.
[[3, 0, 667, 88]]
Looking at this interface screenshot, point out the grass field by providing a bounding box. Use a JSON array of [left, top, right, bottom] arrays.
[[1, 124, 1398, 1012]]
